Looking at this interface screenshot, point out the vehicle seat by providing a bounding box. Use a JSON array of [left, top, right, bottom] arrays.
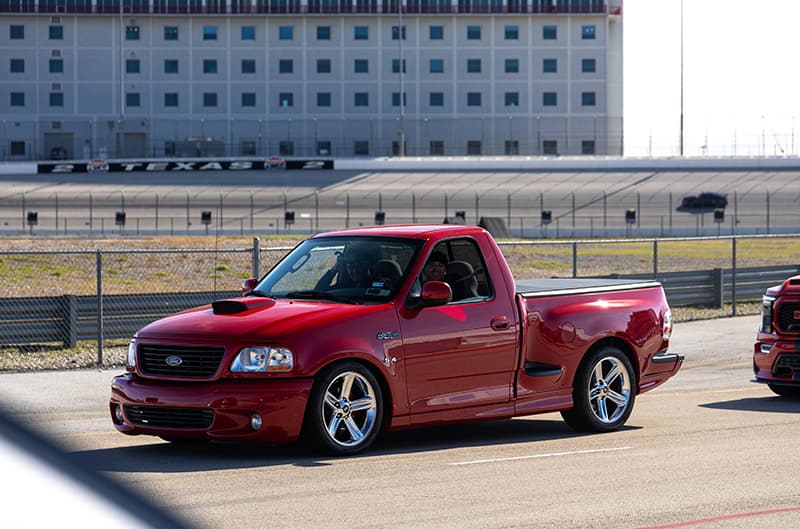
[[445, 261, 479, 301], [374, 259, 403, 287]]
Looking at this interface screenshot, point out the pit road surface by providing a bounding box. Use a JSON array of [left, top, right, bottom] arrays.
[[2, 315, 800, 529]]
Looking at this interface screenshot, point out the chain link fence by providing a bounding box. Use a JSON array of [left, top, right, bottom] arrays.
[[1, 234, 797, 368]]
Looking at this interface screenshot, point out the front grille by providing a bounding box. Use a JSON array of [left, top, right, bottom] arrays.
[[125, 405, 214, 429], [777, 302, 800, 333], [138, 344, 225, 378], [773, 355, 800, 378]]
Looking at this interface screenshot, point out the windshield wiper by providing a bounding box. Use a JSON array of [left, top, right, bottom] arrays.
[[284, 290, 359, 304]]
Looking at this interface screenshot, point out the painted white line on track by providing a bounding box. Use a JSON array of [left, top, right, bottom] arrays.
[[449, 446, 633, 466]]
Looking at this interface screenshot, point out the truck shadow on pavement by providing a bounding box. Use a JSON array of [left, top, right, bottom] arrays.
[[700, 396, 800, 413], [75, 417, 635, 474]]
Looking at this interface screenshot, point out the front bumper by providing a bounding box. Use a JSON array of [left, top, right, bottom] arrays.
[[753, 340, 800, 386], [110, 373, 313, 444]]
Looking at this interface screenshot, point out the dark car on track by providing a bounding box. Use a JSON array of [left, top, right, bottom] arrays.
[[679, 192, 728, 210]]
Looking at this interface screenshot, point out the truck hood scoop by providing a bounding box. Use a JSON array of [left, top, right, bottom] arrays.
[[212, 298, 275, 315]]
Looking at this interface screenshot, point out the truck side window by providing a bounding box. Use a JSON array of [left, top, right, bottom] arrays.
[[437, 238, 493, 302]]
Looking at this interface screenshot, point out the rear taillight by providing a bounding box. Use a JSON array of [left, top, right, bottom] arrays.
[[662, 309, 673, 340]]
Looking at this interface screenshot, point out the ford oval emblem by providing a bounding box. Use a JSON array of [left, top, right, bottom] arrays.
[[165, 355, 183, 367]]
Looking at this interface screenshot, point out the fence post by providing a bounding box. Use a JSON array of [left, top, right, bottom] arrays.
[[712, 268, 724, 309], [96, 250, 103, 367], [653, 239, 658, 278], [732, 237, 737, 316], [63, 294, 77, 348], [252, 237, 260, 279], [572, 241, 578, 278]]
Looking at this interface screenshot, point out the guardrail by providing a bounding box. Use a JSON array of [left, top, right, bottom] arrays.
[[2, 265, 793, 351]]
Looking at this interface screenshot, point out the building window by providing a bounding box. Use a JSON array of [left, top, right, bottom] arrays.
[[429, 141, 444, 155], [126, 59, 140, 74], [203, 59, 218, 74], [279, 26, 293, 40], [241, 59, 256, 74], [429, 92, 444, 107], [467, 141, 481, 155], [429, 59, 444, 74], [504, 58, 519, 74], [164, 59, 178, 74], [164, 26, 178, 40], [10, 141, 25, 155], [543, 140, 558, 155], [49, 25, 63, 40], [354, 26, 368, 40], [10, 92, 24, 106], [582, 58, 597, 73], [354, 92, 369, 107], [505, 92, 519, 107], [126, 92, 140, 107], [10, 25, 24, 40], [467, 25, 481, 40], [49, 92, 64, 107], [543, 25, 557, 40], [429, 25, 443, 40], [279, 141, 294, 156], [317, 92, 331, 107], [391, 25, 406, 40], [505, 140, 519, 155], [241, 92, 256, 107], [354, 141, 369, 155], [49, 59, 63, 73], [317, 59, 331, 73], [391, 59, 406, 74], [543, 58, 557, 73], [582, 25, 596, 40], [467, 92, 482, 107], [203, 26, 217, 40], [164, 93, 179, 107], [582, 91, 596, 106], [504, 25, 518, 40], [392, 92, 406, 107], [582, 140, 596, 155], [10, 59, 24, 73], [279, 59, 293, 74], [126, 26, 140, 41], [467, 59, 481, 73], [317, 141, 331, 155], [241, 26, 255, 40], [317, 26, 331, 40], [279, 93, 293, 107], [203, 92, 218, 107], [354, 59, 369, 73], [543, 92, 558, 106]]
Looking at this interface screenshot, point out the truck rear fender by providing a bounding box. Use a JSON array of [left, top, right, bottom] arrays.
[[578, 336, 639, 390]]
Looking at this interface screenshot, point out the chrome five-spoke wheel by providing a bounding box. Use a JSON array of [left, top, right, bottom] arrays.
[[561, 346, 636, 432], [305, 362, 383, 455]]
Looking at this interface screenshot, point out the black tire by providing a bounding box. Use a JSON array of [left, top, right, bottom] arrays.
[[303, 361, 383, 456], [561, 346, 636, 432], [767, 384, 800, 398]]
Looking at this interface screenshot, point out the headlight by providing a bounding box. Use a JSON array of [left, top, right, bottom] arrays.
[[230, 347, 293, 373], [760, 296, 775, 333], [126, 339, 137, 368], [662, 309, 673, 340]]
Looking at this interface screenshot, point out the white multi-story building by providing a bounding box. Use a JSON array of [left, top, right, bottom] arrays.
[[0, 0, 622, 160]]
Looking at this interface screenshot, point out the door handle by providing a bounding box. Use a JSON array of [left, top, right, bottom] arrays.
[[490, 316, 511, 331]]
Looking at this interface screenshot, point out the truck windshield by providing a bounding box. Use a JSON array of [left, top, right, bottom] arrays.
[[253, 236, 422, 304]]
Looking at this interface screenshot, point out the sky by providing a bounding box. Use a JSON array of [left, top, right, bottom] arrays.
[[623, 0, 800, 157]]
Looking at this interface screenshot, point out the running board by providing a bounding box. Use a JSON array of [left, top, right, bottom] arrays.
[[523, 362, 564, 377]]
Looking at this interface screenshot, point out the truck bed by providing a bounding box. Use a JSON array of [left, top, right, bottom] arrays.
[[515, 278, 662, 298]]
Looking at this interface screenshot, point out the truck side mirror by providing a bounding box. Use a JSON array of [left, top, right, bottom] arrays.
[[406, 280, 452, 310], [241, 278, 257, 296]]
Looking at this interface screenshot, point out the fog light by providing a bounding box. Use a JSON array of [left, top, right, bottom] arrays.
[[250, 413, 262, 431], [114, 404, 124, 423]]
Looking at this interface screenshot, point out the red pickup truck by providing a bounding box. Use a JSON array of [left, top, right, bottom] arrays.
[[110, 225, 683, 455], [753, 276, 800, 397]]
